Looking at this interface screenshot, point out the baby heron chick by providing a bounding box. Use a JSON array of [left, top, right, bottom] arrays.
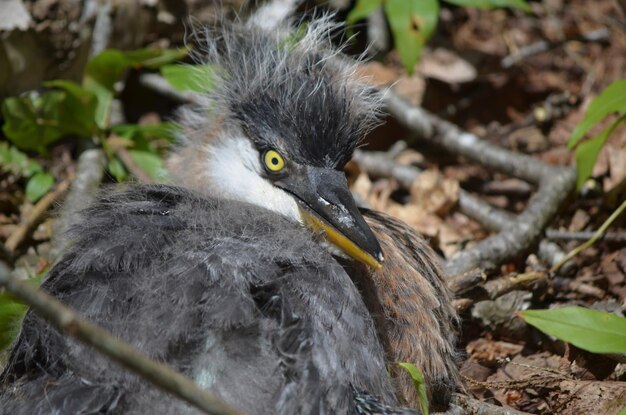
[[0, 16, 458, 415]]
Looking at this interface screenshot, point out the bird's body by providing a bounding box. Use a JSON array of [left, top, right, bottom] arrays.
[[1, 13, 458, 414], [1, 186, 407, 414]]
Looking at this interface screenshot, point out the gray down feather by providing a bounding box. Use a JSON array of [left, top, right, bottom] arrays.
[[0, 185, 419, 415]]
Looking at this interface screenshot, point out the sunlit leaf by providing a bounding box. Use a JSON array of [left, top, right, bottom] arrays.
[[161, 64, 213, 93], [107, 157, 128, 182], [574, 116, 625, 190], [396, 362, 429, 415], [86, 48, 187, 91], [25, 172, 54, 202], [128, 150, 168, 182], [0, 278, 42, 352], [444, 0, 531, 12], [347, 0, 384, 24], [518, 307, 626, 355], [385, 0, 439, 74], [112, 123, 179, 143], [0, 291, 28, 352], [568, 79, 626, 149]]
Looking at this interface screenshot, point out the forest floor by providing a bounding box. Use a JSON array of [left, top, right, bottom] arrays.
[[1, 0, 625, 414]]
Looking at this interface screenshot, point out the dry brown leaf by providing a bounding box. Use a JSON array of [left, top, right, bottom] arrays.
[[410, 169, 460, 216], [419, 48, 477, 84]]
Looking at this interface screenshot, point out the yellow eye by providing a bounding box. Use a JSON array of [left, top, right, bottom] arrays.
[[264, 149, 285, 172]]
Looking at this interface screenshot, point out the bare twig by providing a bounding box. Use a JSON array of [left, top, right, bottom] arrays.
[[448, 269, 486, 295], [0, 263, 244, 415], [4, 180, 71, 253], [551, 199, 626, 273], [383, 92, 577, 276], [450, 394, 533, 415], [353, 149, 573, 273], [501, 28, 611, 68], [546, 229, 626, 243], [453, 272, 548, 313]]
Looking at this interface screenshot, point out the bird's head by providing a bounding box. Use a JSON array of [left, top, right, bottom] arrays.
[[169, 17, 384, 268]]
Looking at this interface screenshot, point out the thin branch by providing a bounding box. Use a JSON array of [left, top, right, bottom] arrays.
[[453, 272, 548, 313], [353, 149, 573, 273], [449, 394, 533, 415], [383, 92, 577, 276], [0, 263, 244, 415], [501, 28, 611, 68], [550, 199, 626, 273], [546, 229, 626, 243], [5, 180, 71, 253]]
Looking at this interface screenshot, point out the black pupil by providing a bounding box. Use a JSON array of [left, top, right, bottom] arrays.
[[271, 157, 279, 165]]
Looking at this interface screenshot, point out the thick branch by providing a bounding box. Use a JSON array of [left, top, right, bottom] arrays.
[[0, 263, 244, 415], [382, 92, 577, 275]]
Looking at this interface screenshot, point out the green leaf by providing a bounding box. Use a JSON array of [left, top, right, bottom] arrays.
[[443, 0, 531, 12], [86, 48, 188, 91], [568, 79, 626, 149], [2, 82, 98, 153], [518, 307, 626, 355], [83, 77, 113, 130], [396, 362, 429, 415], [107, 157, 128, 182], [128, 150, 168, 182], [25, 172, 54, 202], [618, 405, 626, 415], [0, 143, 43, 177], [0, 278, 42, 352], [385, 0, 439, 74], [112, 123, 179, 143], [161, 64, 213, 93], [574, 115, 626, 190], [0, 291, 28, 352], [347, 0, 384, 24], [43, 80, 99, 137]]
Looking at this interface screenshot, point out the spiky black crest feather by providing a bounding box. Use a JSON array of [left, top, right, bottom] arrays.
[[180, 16, 381, 168]]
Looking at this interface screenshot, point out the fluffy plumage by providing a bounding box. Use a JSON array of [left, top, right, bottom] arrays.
[[1, 11, 458, 415], [0, 186, 415, 414], [176, 16, 381, 169]]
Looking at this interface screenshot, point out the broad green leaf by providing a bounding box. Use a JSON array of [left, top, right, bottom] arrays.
[[83, 77, 113, 129], [0, 143, 43, 177], [619, 405, 626, 415], [444, 0, 531, 12], [519, 307, 626, 355], [86, 48, 187, 91], [385, 0, 439, 74], [2, 93, 65, 153], [574, 115, 626, 190], [128, 150, 168, 182], [396, 362, 429, 415], [347, 0, 384, 24], [568, 79, 626, 149], [107, 157, 128, 182], [43, 80, 99, 137], [25, 172, 54, 202], [84, 48, 186, 128], [161, 64, 213, 93], [2, 82, 98, 153]]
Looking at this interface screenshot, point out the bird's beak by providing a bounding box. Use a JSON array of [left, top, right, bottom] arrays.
[[277, 166, 384, 269]]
